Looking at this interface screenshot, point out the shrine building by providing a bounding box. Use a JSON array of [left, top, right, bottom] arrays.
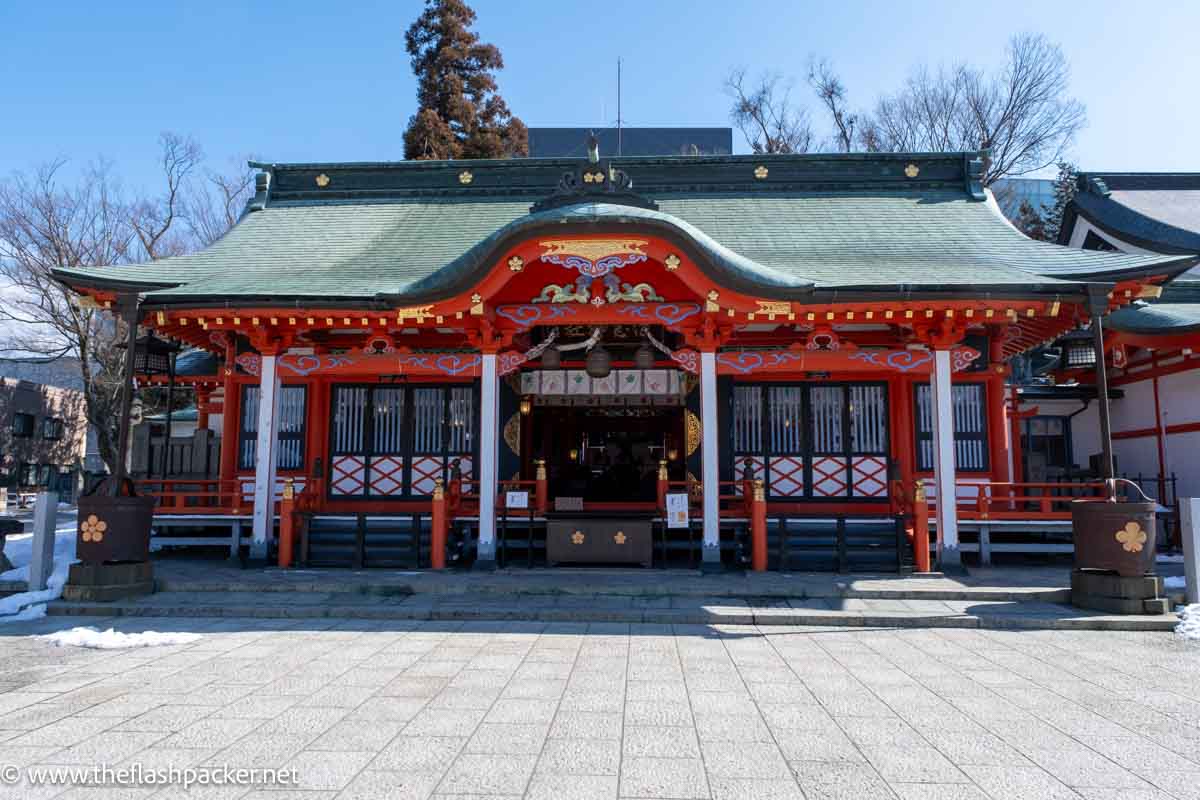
[[52, 149, 1197, 572]]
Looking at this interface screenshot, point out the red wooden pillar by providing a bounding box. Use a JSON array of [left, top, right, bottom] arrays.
[[277, 477, 296, 568], [988, 372, 1012, 483], [1008, 386, 1026, 484], [196, 388, 211, 431], [912, 479, 931, 573], [890, 375, 916, 497], [431, 478, 447, 569], [218, 341, 240, 509], [305, 378, 328, 501], [534, 459, 548, 514], [750, 479, 767, 572]]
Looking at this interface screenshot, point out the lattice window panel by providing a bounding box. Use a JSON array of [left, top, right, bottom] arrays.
[[850, 455, 889, 498], [811, 456, 849, 498], [368, 456, 405, 497], [410, 455, 445, 496], [331, 455, 366, 496], [768, 456, 806, 498]]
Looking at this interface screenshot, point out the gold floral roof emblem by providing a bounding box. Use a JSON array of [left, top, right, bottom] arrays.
[[754, 165, 768, 179], [81, 514, 107, 543], [458, 170, 474, 185], [904, 163, 920, 178], [613, 531, 627, 545], [664, 253, 680, 271], [571, 530, 585, 545], [508, 255, 524, 272], [1115, 521, 1147, 553], [314, 173, 330, 188]]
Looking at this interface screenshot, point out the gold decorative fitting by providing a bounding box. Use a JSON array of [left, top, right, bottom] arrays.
[[502, 412, 521, 455], [508, 255, 524, 272], [685, 410, 702, 456], [1115, 521, 1147, 553], [913, 480, 927, 502], [752, 480, 765, 502], [582, 170, 605, 184], [80, 514, 107, 543], [458, 170, 473, 185], [571, 530, 586, 545], [664, 253, 681, 271], [754, 165, 768, 179], [540, 239, 646, 263], [658, 459, 669, 481], [705, 290, 720, 312], [315, 173, 330, 188], [432, 478, 444, 500], [756, 301, 790, 320], [614, 531, 627, 545], [396, 305, 434, 324], [156, 311, 166, 325], [535, 459, 547, 481], [470, 293, 484, 316], [282, 478, 295, 500], [904, 163, 920, 178]]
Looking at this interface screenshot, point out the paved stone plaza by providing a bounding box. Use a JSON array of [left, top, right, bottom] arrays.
[[1, 617, 1199, 799]]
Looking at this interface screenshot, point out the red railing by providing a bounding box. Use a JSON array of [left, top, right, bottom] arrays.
[[926, 480, 1109, 520], [132, 479, 249, 515]]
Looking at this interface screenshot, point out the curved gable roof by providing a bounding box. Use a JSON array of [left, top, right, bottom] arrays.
[[53, 153, 1195, 304]]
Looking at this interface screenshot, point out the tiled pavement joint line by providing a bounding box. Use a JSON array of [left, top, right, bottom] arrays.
[[719, 626, 807, 798], [927, 626, 1200, 796], [904, 628, 1130, 797]]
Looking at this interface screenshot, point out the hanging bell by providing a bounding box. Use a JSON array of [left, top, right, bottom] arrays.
[[634, 343, 656, 370], [585, 345, 611, 378], [540, 347, 560, 369]]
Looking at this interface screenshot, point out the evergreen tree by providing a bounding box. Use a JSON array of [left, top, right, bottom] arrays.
[[1015, 199, 1049, 241], [1044, 160, 1078, 242], [403, 0, 528, 160]]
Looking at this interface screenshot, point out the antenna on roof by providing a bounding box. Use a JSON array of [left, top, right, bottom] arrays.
[[617, 57, 622, 157]]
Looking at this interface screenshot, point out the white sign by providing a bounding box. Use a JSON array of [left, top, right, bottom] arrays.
[[506, 490, 529, 510], [666, 493, 690, 529]]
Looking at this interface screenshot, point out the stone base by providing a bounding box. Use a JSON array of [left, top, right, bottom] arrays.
[[1071, 569, 1167, 615], [62, 562, 155, 603]]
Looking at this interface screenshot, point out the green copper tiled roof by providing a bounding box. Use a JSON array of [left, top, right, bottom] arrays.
[[53, 152, 1196, 304]]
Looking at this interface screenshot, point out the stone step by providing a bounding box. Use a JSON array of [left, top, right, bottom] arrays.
[[45, 591, 1175, 632], [153, 571, 1072, 604]]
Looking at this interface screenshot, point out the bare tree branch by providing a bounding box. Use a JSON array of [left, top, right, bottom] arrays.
[[725, 68, 814, 154]]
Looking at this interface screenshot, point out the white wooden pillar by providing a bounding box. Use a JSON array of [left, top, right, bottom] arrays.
[[477, 352, 499, 565], [250, 354, 282, 560], [700, 350, 721, 566], [929, 348, 960, 567]]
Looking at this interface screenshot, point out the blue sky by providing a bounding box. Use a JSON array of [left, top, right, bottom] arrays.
[[1, 1, 1195, 192]]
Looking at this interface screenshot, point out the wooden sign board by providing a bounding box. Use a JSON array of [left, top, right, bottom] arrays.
[[666, 493, 690, 529]]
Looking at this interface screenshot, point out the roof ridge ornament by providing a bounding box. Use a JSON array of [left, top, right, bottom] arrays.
[[964, 153, 986, 200], [531, 134, 658, 213]]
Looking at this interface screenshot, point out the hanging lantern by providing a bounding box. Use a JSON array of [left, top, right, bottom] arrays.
[[634, 343, 656, 370], [541, 347, 560, 369], [586, 345, 611, 378], [519, 396, 532, 416]]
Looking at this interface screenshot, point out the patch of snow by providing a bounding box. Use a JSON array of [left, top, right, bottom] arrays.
[[1176, 604, 1200, 640], [0, 526, 78, 623], [1165, 576, 1188, 591], [42, 627, 201, 649]]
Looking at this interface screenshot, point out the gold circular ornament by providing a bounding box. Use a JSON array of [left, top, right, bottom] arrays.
[[571, 531, 585, 545], [508, 255, 524, 272], [81, 514, 107, 543], [1115, 521, 1147, 553], [904, 163, 920, 178], [664, 253, 681, 271], [458, 170, 474, 185], [502, 412, 521, 455], [315, 173, 331, 188], [754, 165, 769, 179]]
